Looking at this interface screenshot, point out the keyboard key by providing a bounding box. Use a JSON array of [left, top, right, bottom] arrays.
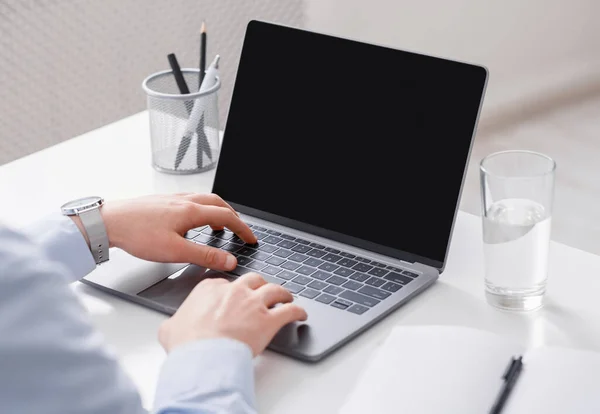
[[245, 224, 254, 228], [291, 245, 312, 253], [337, 298, 353, 307], [340, 252, 356, 259], [261, 266, 282, 276], [247, 261, 267, 271], [340, 290, 380, 307], [358, 285, 391, 300], [369, 261, 386, 268], [253, 226, 267, 232], [342, 280, 363, 291], [273, 248, 293, 258], [281, 261, 301, 271], [349, 272, 370, 282], [202, 227, 219, 235], [306, 249, 326, 258], [280, 234, 295, 240], [264, 235, 283, 244], [365, 277, 385, 287], [288, 253, 308, 262], [387, 266, 403, 272], [311, 270, 331, 281], [324, 285, 344, 295], [230, 235, 245, 244], [237, 256, 253, 266], [305, 258, 324, 267], [222, 243, 242, 252], [296, 266, 316, 276], [334, 268, 354, 277], [266, 229, 282, 236], [323, 247, 340, 254], [207, 238, 228, 248], [185, 230, 200, 239], [254, 232, 268, 240], [347, 304, 369, 315], [266, 256, 286, 266], [284, 282, 304, 294], [237, 246, 257, 256], [292, 275, 312, 285], [331, 300, 351, 310], [322, 253, 342, 263], [215, 231, 234, 240], [326, 275, 346, 286], [277, 270, 297, 280], [338, 258, 358, 268], [251, 251, 270, 261], [295, 238, 310, 245], [230, 266, 252, 276], [382, 281, 402, 292], [403, 270, 419, 278], [310, 242, 325, 249], [300, 288, 320, 299], [316, 293, 336, 304], [384, 272, 412, 285], [192, 233, 213, 243], [258, 244, 278, 253], [308, 280, 328, 290], [368, 267, 389, 277], [318, 262, 340, 272], [278, 240, 298, 249], [355, 257, 371, 263], [352, 263, 373, 273]]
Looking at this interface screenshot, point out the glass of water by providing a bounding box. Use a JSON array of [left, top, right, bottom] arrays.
[[480, 150, 555, 311]]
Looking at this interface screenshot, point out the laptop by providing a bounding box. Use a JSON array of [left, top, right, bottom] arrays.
[[82, 20, 488, 362]]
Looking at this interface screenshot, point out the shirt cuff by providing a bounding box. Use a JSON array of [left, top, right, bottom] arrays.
[[21, 212, 96, 282], [153, 338, 256, 412]]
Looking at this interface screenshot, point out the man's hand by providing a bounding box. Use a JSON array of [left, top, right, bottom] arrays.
[[158, 272, 308, 355], [99, 193, 257, 271]]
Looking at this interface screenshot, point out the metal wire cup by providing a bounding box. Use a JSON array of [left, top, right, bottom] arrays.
[[142, 69, 220, 174]]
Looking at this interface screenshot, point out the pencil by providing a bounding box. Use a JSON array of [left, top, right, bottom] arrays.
[[167, 53, 195, 169], [199, 21, 207, 90]]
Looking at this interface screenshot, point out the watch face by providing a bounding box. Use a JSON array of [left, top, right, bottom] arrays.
[[61, 196, 103, 211]]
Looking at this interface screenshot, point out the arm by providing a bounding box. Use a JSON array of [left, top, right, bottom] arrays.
[[19, 212, 96, 283], [1, 193, 306, 414], [0, 227, 146, 414], [153, 339, 256, 413]]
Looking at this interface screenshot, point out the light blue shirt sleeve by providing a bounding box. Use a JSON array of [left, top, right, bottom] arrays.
[[0, 214, 257, 414]]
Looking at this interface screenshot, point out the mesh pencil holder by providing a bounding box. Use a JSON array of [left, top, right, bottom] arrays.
[[142, 69, 220, 174]]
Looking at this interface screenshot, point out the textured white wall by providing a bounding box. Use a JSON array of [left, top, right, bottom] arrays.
[[0, 0, 304, 165], [304, 0, 600, 125]]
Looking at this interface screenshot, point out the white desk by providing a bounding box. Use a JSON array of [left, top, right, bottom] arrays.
[[2, 111, 600, 413]]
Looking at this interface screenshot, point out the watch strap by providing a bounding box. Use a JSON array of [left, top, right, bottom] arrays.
[[79, 208, 109, 265]]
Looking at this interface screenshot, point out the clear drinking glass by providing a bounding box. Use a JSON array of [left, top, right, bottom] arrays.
[[480, 150, 556, 311]]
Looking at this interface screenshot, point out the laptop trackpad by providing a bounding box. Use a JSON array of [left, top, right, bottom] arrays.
[[137, 266, 234, 311]]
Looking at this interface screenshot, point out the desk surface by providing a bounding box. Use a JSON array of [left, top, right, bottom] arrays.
[[2, 112, 600, 413]]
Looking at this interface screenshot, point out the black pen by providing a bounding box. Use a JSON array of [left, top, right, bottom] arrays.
[[489, 356, 524, 414], [199, 21, 207, 90]]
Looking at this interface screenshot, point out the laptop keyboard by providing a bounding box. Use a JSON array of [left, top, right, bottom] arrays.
[[185, 224, 420, 315]]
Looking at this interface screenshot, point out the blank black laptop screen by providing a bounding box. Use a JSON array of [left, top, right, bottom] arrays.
[[213, 20, 487, 269]]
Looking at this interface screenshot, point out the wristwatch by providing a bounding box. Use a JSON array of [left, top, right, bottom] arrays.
[[61, 196, 109, 265]]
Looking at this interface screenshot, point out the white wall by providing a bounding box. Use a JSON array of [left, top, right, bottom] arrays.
[[0, 0, 304, 165], [304, 0, 600, 126]]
